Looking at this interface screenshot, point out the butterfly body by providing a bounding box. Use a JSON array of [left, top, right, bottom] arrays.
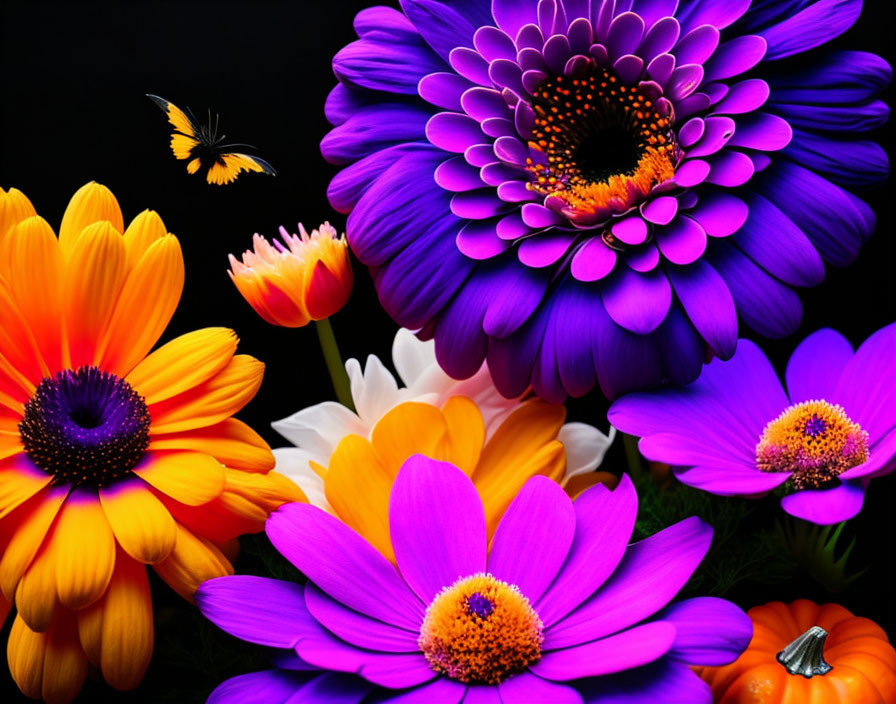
[[148, 94, 276, 185]]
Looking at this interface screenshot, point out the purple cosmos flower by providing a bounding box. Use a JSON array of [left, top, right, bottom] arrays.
[[321, 0, 890, 402], [197, 455, 752, 703], [609, 323, 896, 524]]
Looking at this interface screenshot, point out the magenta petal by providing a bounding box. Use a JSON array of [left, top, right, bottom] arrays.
[[673, 159, 710, 187], [493, 135, 529, 165], [658, 597, 753, 666], [207, 670, 315, 704], [656, 215, 707, 264], [426, 113, 486, 153], [704, 35, 767, 82], [473, 25, 517, 62], [785, 328, 854, 403], [780, 481, 867, 525], [489, 58, 525, 95], [639, 17, 681, 64], [686, 116, 735, 158], [568, 16, 594, 54], [674, 25, 720, 66], [197, 576, 312, 649], [687, 192, 748, 237], [545, 517, 712, 649], [537, 475, 639, 626], [570, 238, 617, 281], [460, 685, 502, 704], [391, 455, 486, 604], [667, 259, 737, 358], [480, 162, 523, 187], [706, 151, 755, 187], [451, 190, 510, 219], [435, 157, 486, 192], [834, 323, 896, 442], [449, 47, 492, 85], [461, 87, 510, 122], [840, 431, 896, 480], [465, 144, 496, 167], [713, 78, 770, 115], [497, 211, 534, 240], [574, 659, 712, 704], [522, 203, 567, 228], [601, 268, 672, 334], [498, 673, 582, 703], [614, 54, 646, 85], [544, 34, 573, 75], [606, 12, 645, 60], [647, 53, 676, 85], [299, 649, 435, 690], [304, 585, 419, 652], [492, 0, 537, 38], [677, 118, 705, 148], [611, 216, 648, 245], [641, 196, 678, 225], [675, 463, 791, 495], [418, 73, 473, 111], [266, 504, 425, 630], [534, 622, 676, 679], [637, 433, 755, 470], [497, 180, 537, 202], [668, 63, 704, 101], [456, 219, 512, 259], [625, 243, 660, 272], [488, 476, 575, 604], [523, 69, 549, 95], [376, 676, 466, 704], [729, 113, 792, 151], [518, 233, 576, 267]]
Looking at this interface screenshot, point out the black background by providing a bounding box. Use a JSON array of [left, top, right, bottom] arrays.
[[0, 1, 893, 701]]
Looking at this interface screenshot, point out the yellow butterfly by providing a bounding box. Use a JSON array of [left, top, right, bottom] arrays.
[[147, 94, 276, 185]]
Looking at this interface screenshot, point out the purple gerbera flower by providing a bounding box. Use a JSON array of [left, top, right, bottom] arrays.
[[609, 323, 896, 524], [197, 455, 752, 703], [321, 0, 890, 402]]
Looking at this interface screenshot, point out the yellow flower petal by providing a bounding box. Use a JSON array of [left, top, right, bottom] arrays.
[[5, 216, 65, 373], [133, 450, 225, 506], [8, 612, 87, 704], [126, 328, 238, 405], [222, 468, 306, 514], [369, 401, 451, 475], [15, 527, 58, 632], [58, 182, 123, 255], [325, 434, 395, 560], [564, 471, 621, 499], [149, 418, 275, 473], [122, 209, 167, 270], [0, 455, 52, 521], [63, 221, 127, 369], [99, 479, 177, 564], [147, 355, 265, 434], [0, 277, 49, 387], [440, 396, 485, 475], [0, 187, 37, 240], [152, 522, 233, 602], [98, 234, 184, 377], [53, 489, 116, 610], [0, 485, 68, 601]]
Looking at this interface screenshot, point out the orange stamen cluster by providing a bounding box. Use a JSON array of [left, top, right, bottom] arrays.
[[526, 66, 677, 220], [756, 400, 869, 490], [418, 573, 544, 684]]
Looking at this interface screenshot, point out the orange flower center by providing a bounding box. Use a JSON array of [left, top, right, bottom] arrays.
[[19, 366, 151, 487], [755, 400, 869, 490], [525, 65, 678, 224], [418, 573, 544, 684]]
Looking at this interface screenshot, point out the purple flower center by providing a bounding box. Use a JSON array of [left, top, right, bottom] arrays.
[[19, 366, 151, 488], [466, 591, 495, 619], [803, 414, 828, 438]]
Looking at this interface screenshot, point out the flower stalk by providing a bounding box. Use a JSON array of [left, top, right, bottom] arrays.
[[315, 317, 354, 411]]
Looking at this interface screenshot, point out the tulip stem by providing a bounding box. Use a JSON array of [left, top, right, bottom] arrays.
[[315, 318, 355, 412]]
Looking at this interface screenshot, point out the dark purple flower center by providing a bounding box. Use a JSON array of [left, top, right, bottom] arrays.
[[526, 65, 679, 226], [466, 591, 495, 619], [20, 366, 151, 488], [803, 414, 827, 438]]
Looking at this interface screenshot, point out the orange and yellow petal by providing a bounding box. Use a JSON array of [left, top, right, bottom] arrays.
[[122, 209, 167, 270], [77, 550, 153, 691], [98, 233, 184, 377], [0, 278, 50, 389], [0, 485, 68, 601], [149, 418, 275, 472], [8, 611, 86, 704], [57, 182, 123, 255], [152, 523, 233, 602], [304, 258, 352, 320], [98, 478, 177, 564], [369, 401, 452, 475], [440, 396, 485, 476], [221, 468, 306, 515], [564, 471, 621, 499], [0, 455, 53, 521], [4, 216, 65, 373], [63, 221, 128, 369], [51, 488, 116, 611], [132, 450, 226, 506], [16, 528, 59, 632], [126, 327, 238, 405], [0, 186, 37, 241], [229, 265, 311, 328], [147, 355, 265, 434]]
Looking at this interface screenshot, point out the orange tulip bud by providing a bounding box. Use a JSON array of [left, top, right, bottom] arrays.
[[228, 222, 353, 327]]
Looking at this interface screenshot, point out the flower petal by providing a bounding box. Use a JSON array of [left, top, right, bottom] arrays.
[[153, 523, 232, 601], [99, 478, 177, 564], [133, 451, 225, 506], [780, 480, 866, 524], [151, 418, 274, 473], [657, 597, 753, 665]]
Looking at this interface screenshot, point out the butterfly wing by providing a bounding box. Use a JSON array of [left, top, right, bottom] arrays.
[[206, 153, 277, 185], [147, 94, 201, 160]]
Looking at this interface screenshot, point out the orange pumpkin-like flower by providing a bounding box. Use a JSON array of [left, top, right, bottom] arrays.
[[697, 598, 896, 703], [0, 183, 305, 703], [228, 222, 352, 327]]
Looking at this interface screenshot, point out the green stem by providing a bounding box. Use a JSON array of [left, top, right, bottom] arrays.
[[314, 318, 355, 412], [622, 433, 644, 480]]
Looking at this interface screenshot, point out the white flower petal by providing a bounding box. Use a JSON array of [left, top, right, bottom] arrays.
[[271, 401, 366, 462], [272, 448, 333, 513], [351, 354, 403, 424], [559, 423, 617, 480], [392, 328, 436, 387]]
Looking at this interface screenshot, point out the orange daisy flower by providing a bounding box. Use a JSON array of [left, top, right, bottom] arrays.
[[0, 183, 305, 703]]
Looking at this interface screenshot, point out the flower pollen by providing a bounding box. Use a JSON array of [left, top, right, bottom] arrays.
[[526, 64, 678, 226], [418, 573, 543, 684], [20, 366, 151, 488], [756, 400, 869, 490]]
